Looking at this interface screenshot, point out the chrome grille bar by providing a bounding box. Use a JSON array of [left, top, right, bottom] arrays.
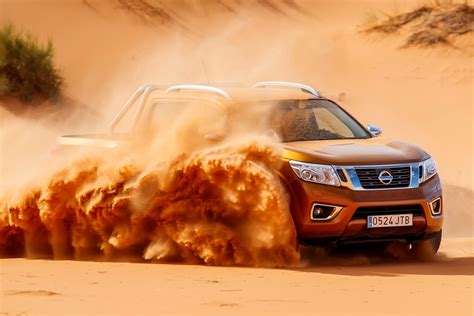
[[334, 163, 421, 191]]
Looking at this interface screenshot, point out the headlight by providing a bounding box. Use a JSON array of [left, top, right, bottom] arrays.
[[420, 157, 437, 183], [289, 160, 340, 186]]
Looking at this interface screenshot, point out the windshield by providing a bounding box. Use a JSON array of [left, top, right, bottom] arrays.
[[269, 99, 370, 142]]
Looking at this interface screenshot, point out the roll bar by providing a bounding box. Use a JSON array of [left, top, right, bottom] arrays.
[[165, 84, 232, 100], [108, 84, 164, 133], [108, 83, 232, 134], [253, 81, 321, 97]]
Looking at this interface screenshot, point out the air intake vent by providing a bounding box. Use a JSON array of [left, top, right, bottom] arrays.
[[352, 204, 424, 220]]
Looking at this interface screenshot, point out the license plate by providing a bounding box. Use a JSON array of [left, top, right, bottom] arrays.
[[367, 214, 413, 228]]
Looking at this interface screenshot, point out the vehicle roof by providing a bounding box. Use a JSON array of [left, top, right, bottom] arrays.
[[227, 87, 324, 102], [161, 87, 326, 104]]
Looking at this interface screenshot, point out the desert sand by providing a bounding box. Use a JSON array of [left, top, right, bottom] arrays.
[[0, 0, 473, 315], [1, 238, 473, 316]]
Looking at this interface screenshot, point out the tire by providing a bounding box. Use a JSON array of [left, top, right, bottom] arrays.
[[411, 230, 442, 261]]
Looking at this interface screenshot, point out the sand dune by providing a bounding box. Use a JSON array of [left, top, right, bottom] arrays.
[[0, 0, 473, 315]]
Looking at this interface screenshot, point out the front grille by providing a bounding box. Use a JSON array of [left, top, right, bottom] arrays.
[[355, 166, 411, 189], [352, 204, 424, 220]]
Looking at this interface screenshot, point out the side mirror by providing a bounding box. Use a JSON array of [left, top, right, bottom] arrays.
[[367, 124, 382, 137]]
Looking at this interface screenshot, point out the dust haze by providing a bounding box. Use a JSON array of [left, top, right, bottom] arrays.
[[0, 88, 300, 267], [0, 0, 307, 266]]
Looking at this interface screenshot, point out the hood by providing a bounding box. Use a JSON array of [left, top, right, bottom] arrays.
[[283, 137, 429, 165]]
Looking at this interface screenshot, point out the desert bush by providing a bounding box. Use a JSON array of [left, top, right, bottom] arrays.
[[364, 2, 474, 48], [0, 25, 63, 101]]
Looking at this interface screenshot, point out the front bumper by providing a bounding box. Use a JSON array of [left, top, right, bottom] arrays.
[[284, 172, 443, 241]]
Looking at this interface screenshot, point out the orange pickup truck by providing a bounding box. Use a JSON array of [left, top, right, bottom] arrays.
[[57, 82, 443, 259]]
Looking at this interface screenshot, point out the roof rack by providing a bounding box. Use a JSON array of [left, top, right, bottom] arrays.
[[165, 84, 232, 100], [253, 81, 321, 97]]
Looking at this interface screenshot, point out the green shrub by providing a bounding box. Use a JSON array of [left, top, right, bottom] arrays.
[[0, 25, 63, 101]]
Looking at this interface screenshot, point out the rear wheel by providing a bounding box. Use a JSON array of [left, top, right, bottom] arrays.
[[411, 230, 442, 261]]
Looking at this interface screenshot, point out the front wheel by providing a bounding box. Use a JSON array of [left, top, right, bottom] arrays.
[[411, 230, 442, 261]]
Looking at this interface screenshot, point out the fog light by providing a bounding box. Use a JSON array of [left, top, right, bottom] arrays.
[[311, 204, 343, 221], [429, 198, 442, 216], [313, 207, 324, 217]]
